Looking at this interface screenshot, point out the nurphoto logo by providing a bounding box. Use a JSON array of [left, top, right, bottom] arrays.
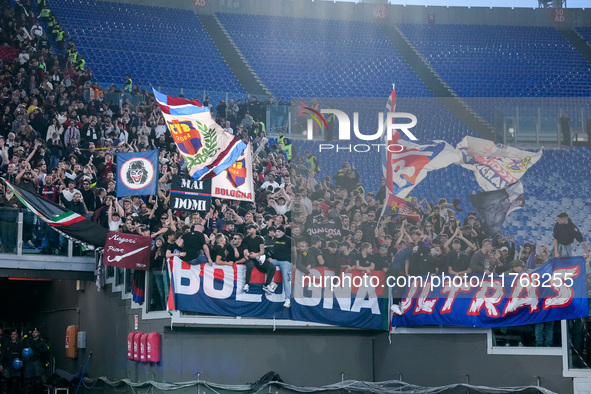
[[303, 108, 418, 153]]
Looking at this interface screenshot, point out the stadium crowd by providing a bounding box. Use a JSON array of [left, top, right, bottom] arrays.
[[0, 0, 590, 372]]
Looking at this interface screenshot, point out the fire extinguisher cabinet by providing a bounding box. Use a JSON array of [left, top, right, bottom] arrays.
[[127, 332, 135, 360], [65, 325, 78, 359], [132, 331, 142, 361], [139, 333, 148, 362], [146, 332, 161, 363]]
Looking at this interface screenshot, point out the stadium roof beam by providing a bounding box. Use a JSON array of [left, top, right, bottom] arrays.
[[539, 0, 566, 8], [0, 255, 96, 281]]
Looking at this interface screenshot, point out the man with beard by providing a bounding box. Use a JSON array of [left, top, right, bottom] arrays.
[[308, 235, 325, 270], [306, 201, 325, 226], [15, 164, 38, 193], [237, 212, 256, 235], [226, 233, 248, 265], [39, 173, 59, 203], [63, 191, 88, 217]]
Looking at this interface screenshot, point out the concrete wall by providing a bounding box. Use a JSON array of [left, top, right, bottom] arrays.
[[92, 0, 591, 27], [35, 280, 375, 392], [374, 332, 573, 394], [195, 1, 591, 28], [28, 279, 576, 393]]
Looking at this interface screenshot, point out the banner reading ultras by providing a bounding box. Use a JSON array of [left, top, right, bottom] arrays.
[[168, 258, 388, 330], [392, 257, 588, 328]]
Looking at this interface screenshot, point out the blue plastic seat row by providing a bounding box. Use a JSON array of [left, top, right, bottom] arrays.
[[50, 0, 244, 93]]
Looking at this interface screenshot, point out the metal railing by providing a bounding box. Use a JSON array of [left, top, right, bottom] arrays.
[[0, 208, 89, 259]]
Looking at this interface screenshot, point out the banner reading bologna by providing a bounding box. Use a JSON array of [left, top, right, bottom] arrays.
[[211, 146, 255, 202], [392, 257, 588, 328], [169, 258, 388, 330]]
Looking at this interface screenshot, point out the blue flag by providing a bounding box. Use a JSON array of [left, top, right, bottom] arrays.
[[116, 150, 159, 197]]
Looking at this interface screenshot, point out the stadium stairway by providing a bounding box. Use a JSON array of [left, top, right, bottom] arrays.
[[196, 14, 269, 96], [379, 24, 495, 140], [557, 28, 591, 67], [103, 269, 173, 329]]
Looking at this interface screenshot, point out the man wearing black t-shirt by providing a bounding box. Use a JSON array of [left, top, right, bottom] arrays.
[[407, 230, 431, 277], [374, 244, 392, 272], [243, 225, 277, 294], [295, 239, 312, 274], [447, 239, 471, 276], [264, 226, 276, 255], [338, 242, 356, 273], [212, 234, 232, 265], [553, 212, 589, 259], [269, 226, 292, 308], [308, 235, 325, 269], [322, 241, 340, 272], [226, 233, 248, 265], [351, 242, 374, 274], [183, 224, 212, 265], [470, 239, 492, 275], [165, 233, 185, 260]]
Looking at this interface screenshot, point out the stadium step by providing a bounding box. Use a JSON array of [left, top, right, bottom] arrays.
[[196, 13, 269, 96], [378, 24, 495, 140], [557, 28, 591, 69]]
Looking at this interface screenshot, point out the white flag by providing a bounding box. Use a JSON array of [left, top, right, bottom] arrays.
[[211, 145, 255, 202], [456, 136, 542, 191], [388, 138, 461, 198], [153, 88, 246, 180]]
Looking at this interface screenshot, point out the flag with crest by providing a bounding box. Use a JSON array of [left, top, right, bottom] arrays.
[[211, 145, 255, 202], [153, 88, 247, 180]]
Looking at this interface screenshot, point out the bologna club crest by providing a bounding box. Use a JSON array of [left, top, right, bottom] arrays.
[[226, 158, 246, 188], [166, 120, 203, 156]]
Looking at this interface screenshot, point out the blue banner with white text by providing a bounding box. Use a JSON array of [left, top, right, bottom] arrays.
[[392, 257, 589, 328], [169, 258, 388, 330]]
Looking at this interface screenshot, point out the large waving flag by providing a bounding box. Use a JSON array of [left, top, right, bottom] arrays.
[[2, 178, 108, 249], [468, 181, 525, 237], [387, 139, 461, 198], [456, 136, 542, 191], [382, 84, 397, 195], [153, 88, 247, 180]]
